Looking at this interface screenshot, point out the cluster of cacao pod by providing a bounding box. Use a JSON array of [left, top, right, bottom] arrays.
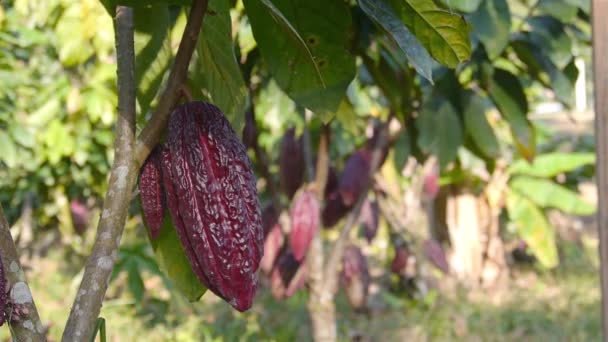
[[139, 102, 263, 312]]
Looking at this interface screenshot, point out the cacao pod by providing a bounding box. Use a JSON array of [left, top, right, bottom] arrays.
[[261, 204, 280, 237], [160, 102, 263, 312], [260, 223, 284, 274], [424, 239, 449, 274], [359, 199, 379, 243], [279, 128, 305, 199], [139, 148, 166, 239], [289, 190, 320, 261], [391, 245, 410, 274], [423, 172, 440, 199], [270, 247, 306, 299], [70, 199, 90, 235], [324, 166, 339, 197], [338, 149, 372, 206], [322, 190, 350, 228], [0, 255, 5, 326], [242, 110, 257, 149], [341, 245, 370, 310]]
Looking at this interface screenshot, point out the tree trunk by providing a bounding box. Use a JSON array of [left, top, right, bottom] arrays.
[[308, 296, 337, 342]]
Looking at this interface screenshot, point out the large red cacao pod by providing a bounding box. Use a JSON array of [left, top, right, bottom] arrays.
[[341, 245, 370, 310], [270, 247, 306, 299], [359, 199, 379, 243], [289, 190, 320, 261], [279, 128, 305, 199], [260, 223, 284, 274], [139, 148, 166, 239], [163, 102, 263, 312], [338, 149, 372, 206], [0, 255, 6, 326]]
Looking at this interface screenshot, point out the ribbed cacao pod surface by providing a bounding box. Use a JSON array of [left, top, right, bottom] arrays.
[[159, 101, 263, 312], [279, 128, 305, 199], [341, 245, 370, 310], [260, 223, 284, 274], [338, 149, 372, 206], [270, 247, 306, 299], [359, 199, 379, 243], [289, 190, 320, 261], [0, 255, 6, 326], [139, 147, 167, 239]]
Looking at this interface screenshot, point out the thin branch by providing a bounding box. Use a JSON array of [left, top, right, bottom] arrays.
[[322, 123, 390, 294], [62, 7, 137, 341], [135, 0, 209, 166], [0, 205, 45, 341]]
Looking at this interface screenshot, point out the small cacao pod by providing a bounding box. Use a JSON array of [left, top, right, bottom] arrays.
[[260, 223, 284, 274], [391, 245, 410, 274], [359, 199, 379, 243], [270, 247, 306, 299], [338, 149, 372, 206], [289, 190, 320, 261], [279, 128, 305, 199], [324, 166, 339, 197], [424, 239, 449, 274], [423, 172, 439, 199], [0, 254, 6, 326], [70, 199, 90, 235], [322, 190, 350, 228], [162, 102, 263, 312], [242, 110, 257, 149], [139, 148, 166, 239], [261, 204, 280, 237], [341, 245, 370, 310]]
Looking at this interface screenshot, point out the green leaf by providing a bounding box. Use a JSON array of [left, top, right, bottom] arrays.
[[416, 100, 463, 169], [537, 0, 578, 21], [463, 93, 500, 158], [134, 6, 174, 117], [487, 68, 535, 160], [391, 0, 472, 68], [468, 0, 511, 60], [358, 0, 434, 81], [439, 0, 483, 12], [527, 16, 572, 69], [127, 262, 145, 301], [506, 190, 558, 269], [510, 176, 596, 215], [191, 0, 248, 132], [150, 215, 207, 301], [244, 0, 356, 119], [0, 131, 17, 168], [393, 128, 411, 172], [508, 152, 595, 177]]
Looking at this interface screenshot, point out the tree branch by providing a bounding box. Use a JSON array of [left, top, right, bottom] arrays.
[[62, 7, 137, 341], [322, 123, 390, 294], [135, 0, 209, 166], [0, 205, 45, 341]]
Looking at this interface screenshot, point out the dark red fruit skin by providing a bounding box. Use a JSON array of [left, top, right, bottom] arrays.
[[270, 248, 306, 299], [261, 204, 280, 237], [391, 246, 410, 274], [338, 149, 372, 206], [424, 239, 449, 274], [260, 223, 283, 274], [279, 128, 305, 199], [324, 166, 339, 197], [165, 102, 264, 312], [0, 255, 6, 326], [242, 110, 257, 149], [70, 199, 90, 235], [360, 199, 379, 243], [139, 147, 166, 239], [289, 190, 320, 261], [322, 190, 351, 228], [341, 245, 370, 309]]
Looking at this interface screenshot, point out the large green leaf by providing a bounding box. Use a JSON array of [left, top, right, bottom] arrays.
[[510, 176, 596, 215], [508, 152, 595, 178], [191, 0, 248, 131], [134, 6, 173, 117], [244, 0, 356, 119], [392, 128, 411, 172], [527, 16, 573, 69], [537, 0, 578, 22], [150, 215, 207, 302], [416, 100, 463, 169], [439, 0, 483, 12], [391, 0, 472, 68], [468, 0, 511, 60], [358, 0, 434, 82], [506, 190, 558, 269], [487, 68, 535, 160], [463, 93, 500, 158]]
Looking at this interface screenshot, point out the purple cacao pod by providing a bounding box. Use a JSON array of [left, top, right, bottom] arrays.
[[424, 239, 449, 274], [242, 110, 257, 149], [391, 246, 410, 274], [270, 248, 306, 299], [260, 223, 284, 274], [163, 102, 263, 312], [341, 245, 370, 310], [338, 149, 372, 206], [289, 190, 320, 261], [359, 199, 379, 243], [279, 128, 305, 199], [324, 166, 339, 197], [261, 204, 280, 237], [0, 255, 6, 326], [70, 199, 90, 235], [139, 148, 166, 239], [322, 190, 351, 228]]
